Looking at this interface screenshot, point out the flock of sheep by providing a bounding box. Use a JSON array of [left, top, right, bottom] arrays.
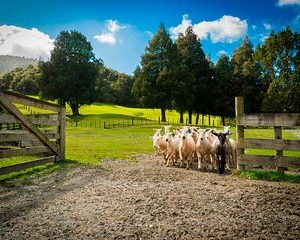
[[151, 125, 237, 174]]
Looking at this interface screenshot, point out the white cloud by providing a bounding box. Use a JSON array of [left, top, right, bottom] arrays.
[[263, 23, 272, 30], [251, 25, 257, 29], [169, 14, 192, 39], [170, 15, 248, 43], [94, 32, 116, 45], [0, 25, 54, 60], [218, 50, 227, 55], [277, 0, 300, 6], [94, 20, 126, 46], [106, 20, 126, 33]]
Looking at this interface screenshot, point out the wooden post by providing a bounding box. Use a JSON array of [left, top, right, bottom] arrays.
[[58, 107, 66, 160], [236, 97, 245, 170], [274, 126, 284, 173]]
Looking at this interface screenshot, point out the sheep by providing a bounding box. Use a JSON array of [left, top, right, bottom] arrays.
[[178, 127, 196, 170], [211, 131, 229, 174], [163, 125, 172, 134], [196, 129, 213, 170], [152, 128, 167, 160], [223, 126, 237, 168], [163, 132, 180, 167]]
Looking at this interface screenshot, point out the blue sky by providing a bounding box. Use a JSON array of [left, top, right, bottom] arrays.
[[0, 0, 299, 74]]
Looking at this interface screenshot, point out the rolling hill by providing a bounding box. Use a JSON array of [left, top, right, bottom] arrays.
[[0, 55, 38, 74]]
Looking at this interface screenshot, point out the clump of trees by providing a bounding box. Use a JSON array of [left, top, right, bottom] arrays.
[[132, 25, 300, 123], [0, 26, 299, 120], [0, 65, 40, 95]]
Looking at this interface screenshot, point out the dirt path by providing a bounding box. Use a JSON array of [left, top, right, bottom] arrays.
[[1, 155, 300, 240]]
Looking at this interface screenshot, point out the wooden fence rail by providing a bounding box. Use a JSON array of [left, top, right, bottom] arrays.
[[235, 96, 300, 173], [0, 90, 65, 175]]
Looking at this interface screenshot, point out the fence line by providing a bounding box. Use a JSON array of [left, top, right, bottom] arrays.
[[235, 96, 300, 173], [66, 116, 222, 129]]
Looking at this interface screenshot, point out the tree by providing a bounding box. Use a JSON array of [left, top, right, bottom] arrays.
[[232, 36, 263, 113], [39, 31, 99, 116], [0, 65, 40, 94], [95, 65, 136, 106], [132, 23, 178, 122], [213, 54, 235, 125], [255, 27, 300, 113], [175, 26, 212, 124]]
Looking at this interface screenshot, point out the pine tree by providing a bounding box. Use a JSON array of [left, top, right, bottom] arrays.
[[132, 23, 178, 122], [213, 54, 234, 125], [175, 26, 212, 124]]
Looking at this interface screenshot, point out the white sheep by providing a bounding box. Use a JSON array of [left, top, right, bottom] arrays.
[[164, 132, 180, 167], [196, 129, 213, 170], [178, 127, 196, 170]]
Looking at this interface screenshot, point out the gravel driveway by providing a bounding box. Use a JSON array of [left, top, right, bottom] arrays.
[[1, 155, 300, 239]]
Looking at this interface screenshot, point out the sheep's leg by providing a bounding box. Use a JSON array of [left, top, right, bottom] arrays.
[[226, 154, 230, 170], [197, 151, 202, 170], [166, 153, 173, 167], [186, 156, 190, 170]]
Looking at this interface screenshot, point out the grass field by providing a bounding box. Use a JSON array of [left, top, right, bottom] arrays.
[[1, 101, 300, 182]]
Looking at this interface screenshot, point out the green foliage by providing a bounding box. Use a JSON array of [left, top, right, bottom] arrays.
[[38, 30, 100, 116], [175, 26, 213, 123], [213, 54, 235, 124], [232, 36, 263, 113], [234, 170, 300, 183], [95, 65, 136, 106], [256, 27, 300, 113], [0, 64, 40, 94], [132, 23, 178, 122]]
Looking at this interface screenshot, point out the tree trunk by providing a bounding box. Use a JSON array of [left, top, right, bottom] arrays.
[[70, 102, 80, 116], [202, 114, 204, 126], [188, 109, 192, 125], [161, 108, 166, 122], [221, 116, 225, 126], [195, 113, 199, 125], [179, 110, 184, 124], [208, 114, 211, 126]]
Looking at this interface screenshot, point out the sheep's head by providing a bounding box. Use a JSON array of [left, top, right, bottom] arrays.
[[199, 129, 209, 141], [212, 131, 228, 145], [153, 128, 162, 138], [164, 132, 175, 142], [179, 128, 192, 140], [163, 125, 172, 134]]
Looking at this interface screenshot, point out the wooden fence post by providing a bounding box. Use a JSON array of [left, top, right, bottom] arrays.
[[236, 96, 245, 170], [274, 126, 284, 173], [58, 107, 66, 160]]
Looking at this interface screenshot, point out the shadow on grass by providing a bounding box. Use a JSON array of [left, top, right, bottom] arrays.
[[0, 159, 92, 184], [233, 169, 300, 184]]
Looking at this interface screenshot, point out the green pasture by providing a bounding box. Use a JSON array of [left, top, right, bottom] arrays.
[[1, 100, 300, 183]]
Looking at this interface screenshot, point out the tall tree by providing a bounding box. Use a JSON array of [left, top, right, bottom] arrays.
[[39, 31, 99, 116], [175, 26, 212, 124], [232, 36, 263, 113], [132, 23, 178, 122], [213, 54, 234, 125], [256, 27, 300, 112]]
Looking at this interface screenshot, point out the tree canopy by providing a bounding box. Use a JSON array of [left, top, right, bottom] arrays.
[[132, 23, 178, 122], [38, 30, 100, 116]]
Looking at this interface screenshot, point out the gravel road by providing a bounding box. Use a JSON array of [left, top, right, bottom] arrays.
[[1, 155, 300, 239]]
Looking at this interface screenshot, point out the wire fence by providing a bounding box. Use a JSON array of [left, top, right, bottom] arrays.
[[66, 116, 223, 129]]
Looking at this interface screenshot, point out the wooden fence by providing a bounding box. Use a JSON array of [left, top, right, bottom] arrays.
[[235, 96, 300, 173], [0, 90, 65, 175]]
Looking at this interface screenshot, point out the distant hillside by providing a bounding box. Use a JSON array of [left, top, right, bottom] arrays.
[[0, 55, 39, 74]]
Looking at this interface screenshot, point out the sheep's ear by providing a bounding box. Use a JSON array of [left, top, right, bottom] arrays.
[[205, 128, 210, 132], [193, 128, 198, 133], [212, 131, 218, 137], [171, 133, 175, 137]]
